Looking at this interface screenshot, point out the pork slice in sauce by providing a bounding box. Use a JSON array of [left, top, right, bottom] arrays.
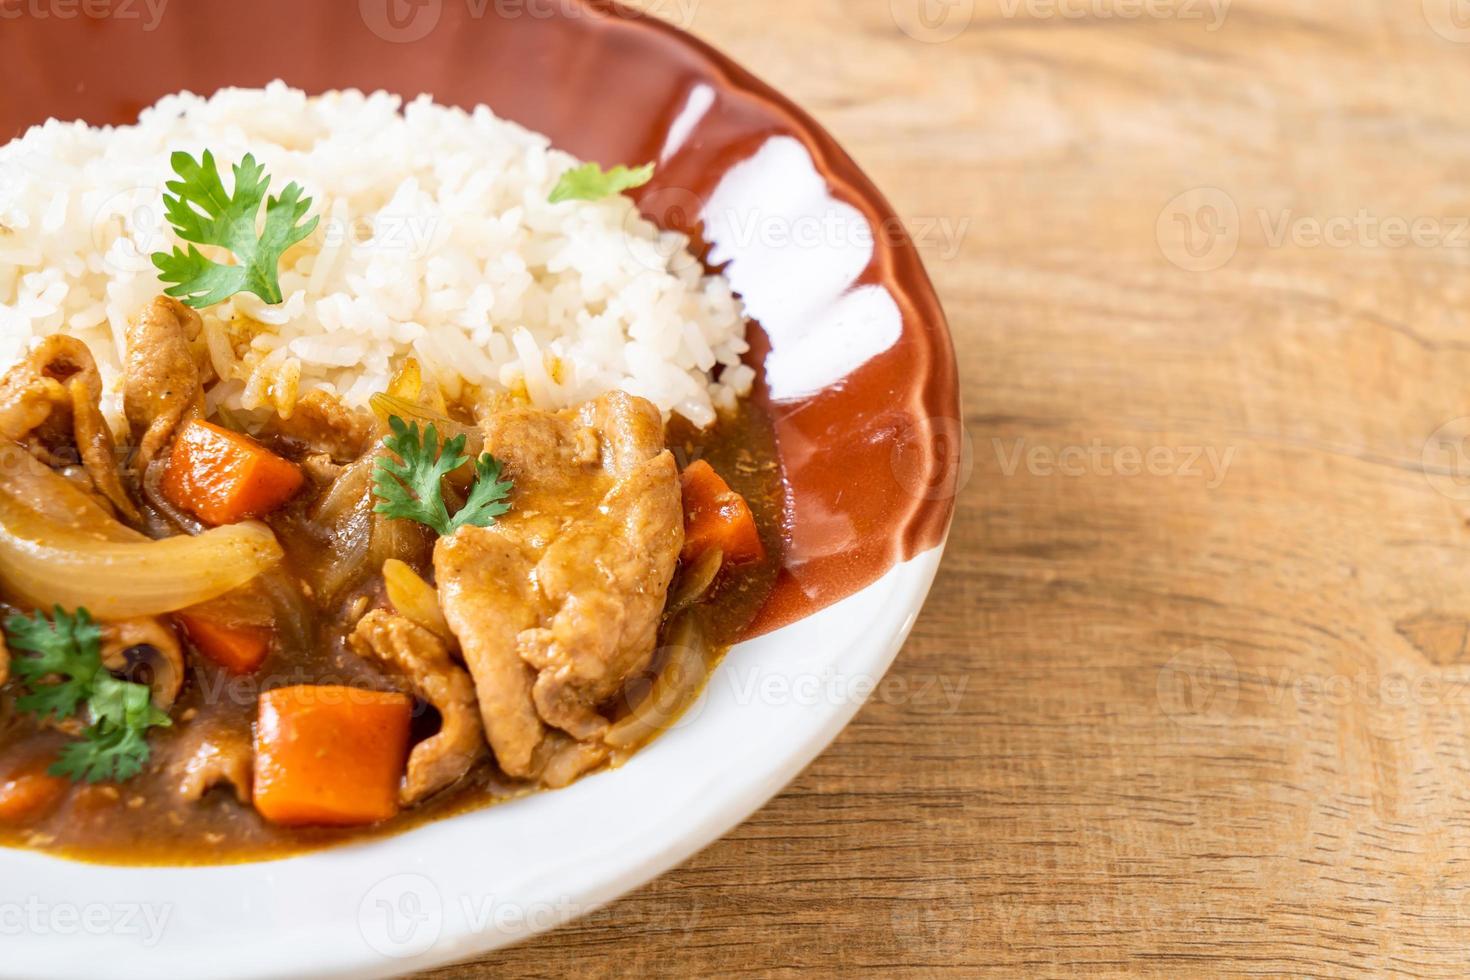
[[123, 295, 204, 472], [172, 724, 253, 804], [268, 389, 377, 463], [100, 618, 185, 711], [520, 436, 682, 737], [435, 527, 545, 777], [349, 609, 485, 805], [0, 335, 138, 521], [434, 391, 683, 779], [534, 733, 611, 790]]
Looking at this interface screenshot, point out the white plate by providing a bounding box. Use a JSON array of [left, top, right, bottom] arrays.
[[1, 544, 946, 979]]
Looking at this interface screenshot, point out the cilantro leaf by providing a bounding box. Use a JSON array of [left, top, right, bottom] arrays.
[[151, 150, 319, 309], [89, 673, 171, 734], [450, 452, 514, 533], [7, 606, 102, 721], [372, 415, 514, 536], [548, 161, 655, 204], [51, 724, 155, 784], [372, 417, 466, 535], [53, 675, 170, 783], [15, 683, 89, 725], [3, 606, 171, 783]]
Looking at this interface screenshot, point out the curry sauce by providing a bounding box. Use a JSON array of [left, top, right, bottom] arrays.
[[0, 396, 782, 865]]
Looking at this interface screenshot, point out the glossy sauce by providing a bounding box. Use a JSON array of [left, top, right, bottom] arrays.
[[0, 402, 782, 865]]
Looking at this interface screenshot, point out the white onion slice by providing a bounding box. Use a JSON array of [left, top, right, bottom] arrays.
[[0, 486, 284, 619]]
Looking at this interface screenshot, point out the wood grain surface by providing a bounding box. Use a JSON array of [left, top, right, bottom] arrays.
[[432, 1, 1470, 975]]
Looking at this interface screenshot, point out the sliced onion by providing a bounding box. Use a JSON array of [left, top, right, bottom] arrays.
[[0, 446, 139, 540], [369, 392, 482, 456], [383, 559, 451, 642], [249, 568, 316, 654], [303, 453, 372, 599], [306, 449, 430, 602], [0, 486, 284, 619], [142, 457, 206, 536], [664, 547, 724, 619], [310, 452, 373, 527], [369, 505, 430, 579], [182, 568, 315, 657], [181, 581, 278, 630], [316, 514, 371, 604], [386, 356, 426, 404], [604, 614, 715, 750]]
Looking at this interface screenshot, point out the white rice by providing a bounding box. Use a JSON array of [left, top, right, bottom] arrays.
[[0, 81, 755, 429]]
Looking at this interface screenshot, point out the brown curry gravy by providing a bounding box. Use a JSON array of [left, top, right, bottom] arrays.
[[0, 400, 782, 865]]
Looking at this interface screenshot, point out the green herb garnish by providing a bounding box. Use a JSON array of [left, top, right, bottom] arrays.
[[548, 161, 655, 204], [151, 149, 319, 309], [372, 416, 514, 537], [6, 606, 171, 783], [9, 606, 102, 722]]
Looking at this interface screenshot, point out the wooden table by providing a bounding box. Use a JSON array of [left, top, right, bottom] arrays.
[[435, 1, 1470, 974]]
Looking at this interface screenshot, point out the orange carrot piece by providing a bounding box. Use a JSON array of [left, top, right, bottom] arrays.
[[253, 686, 412, 827], [679, 459, 765, 565], [161, 420, 304, 526], [0, 762, 69, 823], [177, 613, 272, 676]]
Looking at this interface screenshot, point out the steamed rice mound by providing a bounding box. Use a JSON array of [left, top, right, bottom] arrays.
[[0, 82, 754, 429]]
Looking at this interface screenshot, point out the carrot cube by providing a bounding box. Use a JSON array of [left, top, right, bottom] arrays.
[[0, 761, 69, 823], [680, 459, 765, 565], [177, 614, 272, 676], [162, 420, 304, 526], [253, 686, 412, 827]]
